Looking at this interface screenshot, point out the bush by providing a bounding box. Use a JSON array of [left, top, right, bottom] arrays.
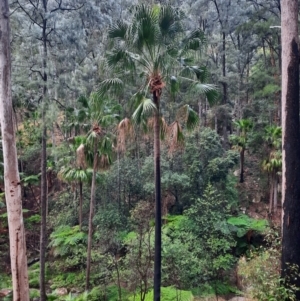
[[238, 231, 299, 301], [50, 271, 85, 290], [29, 289, 40, 299]]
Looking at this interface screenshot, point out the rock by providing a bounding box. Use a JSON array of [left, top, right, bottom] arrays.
[[0, 289, 12, 298], [228, 297, 250, 301], [55, 287, 68, 296], [70, 287, 81, 294], [234, 170, 239, 177], [252, 193, 262, 203]]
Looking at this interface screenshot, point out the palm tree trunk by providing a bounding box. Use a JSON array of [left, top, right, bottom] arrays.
[[86, 139, 98, 291], [153, 92, 162, 301], [0, 2, 30, 299], [79, 180, 83, 231]]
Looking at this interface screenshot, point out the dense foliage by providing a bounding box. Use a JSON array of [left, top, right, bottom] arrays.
[[0, 0, 295, 301]]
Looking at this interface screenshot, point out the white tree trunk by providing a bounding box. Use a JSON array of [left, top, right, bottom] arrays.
[[0, 1, 30, 300]]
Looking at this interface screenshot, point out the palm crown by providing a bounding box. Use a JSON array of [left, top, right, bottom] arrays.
[[99, 4, 217, 117]]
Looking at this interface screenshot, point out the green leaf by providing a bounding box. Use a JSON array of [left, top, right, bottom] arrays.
[[184, 105, 199, 130], [180, 28, 206, 54], [132, 97, 157, 124], [97, 78, 124, 97], [108, 20, 129, 40]]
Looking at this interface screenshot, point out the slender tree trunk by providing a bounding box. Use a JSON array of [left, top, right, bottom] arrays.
[[86, 139, 98, 291], [239, 149, 244, 183], [79, 180, 83, 231], [273, 175, 278, 213], [40, 4, 48, 299], [40, 125, 47, 301], [0, 2, 30, 300], [281, 1, 300, 298], [214, 114, 218, 132], [115, 258, 122, 301], [153, 92, 162, 301], [269, 176, 274, 214], [222, 31, 227, 105]]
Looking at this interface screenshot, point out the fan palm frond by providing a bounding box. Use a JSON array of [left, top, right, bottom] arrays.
[[107, 48, 137, 72], [234, 119, 253, 133], [193, 83, 219, 104], [205, 89, 219, 106], [158, 5, 183, 41], [265, 125, 282, 148], [97, 78, 124, 98], [132, 97, 157, 124], [169, 75, 180, 97], [185, 105, 199, 130], [77, 95, 89, 109], [128, 5, 160, 58], [180, 28, 206, 55], [108, 20, 129, 41], [176, 105, 199, 130]]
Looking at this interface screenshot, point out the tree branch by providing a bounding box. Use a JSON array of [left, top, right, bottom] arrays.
[[29, 66, 45, 80], [50, 1, 84, 13], [51, 98, 67, 109], [16, 0, 43, 28]]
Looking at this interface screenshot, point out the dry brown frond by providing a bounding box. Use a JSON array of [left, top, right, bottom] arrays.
[[98, 154, 110, 171], [149, 73, 165, 98], [147, 117, 155, 132], [175, 106, 187, 123], [160, 117, 168, 140], [76, 144, 87, 169], [117, 118, 134, 153], [168, 121, 185, 154]]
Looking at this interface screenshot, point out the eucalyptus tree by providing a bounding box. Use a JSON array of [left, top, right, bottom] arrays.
[[281, 0, 300, 297], [100, 5, 217, 299], [0, 1, 29, 299], [75, 93, 119, 291], [10, 2, 84, 299]]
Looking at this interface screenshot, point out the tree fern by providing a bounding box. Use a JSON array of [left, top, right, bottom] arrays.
[[49, 225, 87, 258]]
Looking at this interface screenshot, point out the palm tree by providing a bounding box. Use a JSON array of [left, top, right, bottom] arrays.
[[231, 119, 253, 183], [262, 125, 282, 214], [76, 93, 119, 291], [58, 165, 93, 231], [99, 5, 217, 299]]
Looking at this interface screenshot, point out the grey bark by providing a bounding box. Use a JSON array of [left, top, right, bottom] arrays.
[[39, 2, 48, 300], [281, 1, 300, 298], [0, 1, 30, 300]]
